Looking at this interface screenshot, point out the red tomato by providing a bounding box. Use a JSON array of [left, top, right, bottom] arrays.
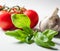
[[0, 11, 14, 30], [24, 10, 39, 28]]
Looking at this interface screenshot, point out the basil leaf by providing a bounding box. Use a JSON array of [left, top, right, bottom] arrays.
[[5, 27, 34, 44], [34, 29, 58, 48], [10, 14, 33, 43], [5, 29, 28, 42], [34, 32, 54, 48], [23, 27, 33, 35], [5, 29, 20, 37], [22, 27, 34, 44], [42, 29, 58, 40], [34, 32, 50, 48], [47, 41, 55, 46], [11, 14, 31, 28]]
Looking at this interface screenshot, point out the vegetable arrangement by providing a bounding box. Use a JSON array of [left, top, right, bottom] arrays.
[[5, 13, 58, 48], [0, 5, 59, 48]]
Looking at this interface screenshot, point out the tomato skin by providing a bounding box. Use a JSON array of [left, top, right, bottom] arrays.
[[24, 10, 39, 28], [0, 11, 14, 30]]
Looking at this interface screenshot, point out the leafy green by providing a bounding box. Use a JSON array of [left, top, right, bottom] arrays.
[[34, 29, 58, 48], [5, 28, 33, 44], [11, 14, 31, 28], [10, 14, 33, 43], [42, 29, 58, 40], [23, 27, 33, 34], [5, 29, 27, 42]]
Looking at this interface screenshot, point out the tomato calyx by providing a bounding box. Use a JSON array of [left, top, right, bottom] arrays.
[[0, 5, 27, 14], [9, 7, 27, 14]]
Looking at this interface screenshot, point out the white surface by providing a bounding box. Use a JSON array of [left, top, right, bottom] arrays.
[[0, 0, 60, 51]]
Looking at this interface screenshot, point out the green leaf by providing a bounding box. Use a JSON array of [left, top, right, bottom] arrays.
[[5, 29, 28, 42], [35, 32, 48, 42], [42, 29, 58, 40], [10, 14, 33, 43], [11, 14, 31, 28], [34, 32, 54, 48], [5, 27, 34, 44], [26, 36, 34, 44], [34, 29, 58, 48], [5, 29, 22, 39], [22, 27, 34, 44], [23, 27, 33, 35], [34, 32, 48, 47], [47, 41, 55, 46]]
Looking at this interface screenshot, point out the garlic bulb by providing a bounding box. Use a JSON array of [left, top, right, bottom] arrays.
[[39, 8, 60, 32]]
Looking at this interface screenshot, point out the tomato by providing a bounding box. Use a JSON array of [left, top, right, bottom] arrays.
[[0, 6, 39, 30], [0, 11, 14, 30], [24, 10, 39, 28]]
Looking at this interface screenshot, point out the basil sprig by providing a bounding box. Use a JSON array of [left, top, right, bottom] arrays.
[[5, 14, 58, 48]]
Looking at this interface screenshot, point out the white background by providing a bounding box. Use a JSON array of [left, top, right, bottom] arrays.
[[0, 0, 60, 51]]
